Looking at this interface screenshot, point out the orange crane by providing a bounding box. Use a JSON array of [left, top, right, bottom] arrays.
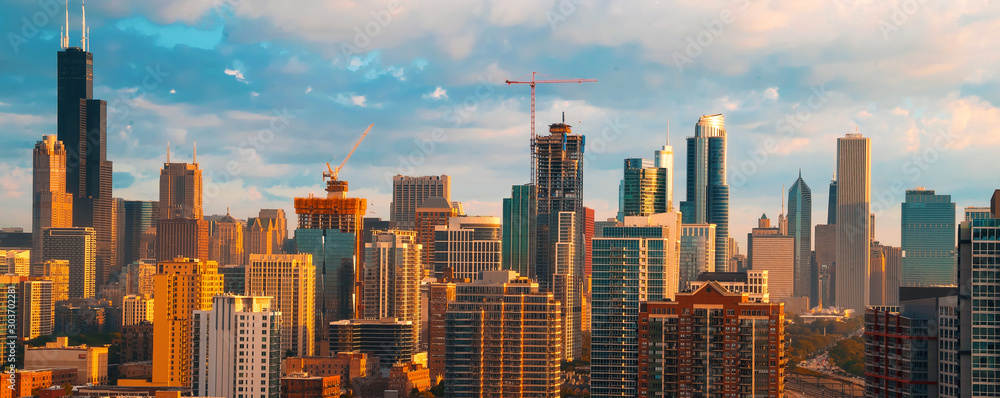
[[324, 123, 374, 194], [505, 72, 597, 184]]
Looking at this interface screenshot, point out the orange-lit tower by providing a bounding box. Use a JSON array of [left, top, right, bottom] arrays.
[[294, 124, 372, 322]]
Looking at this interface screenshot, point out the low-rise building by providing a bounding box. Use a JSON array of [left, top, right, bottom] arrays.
[[24, 337, 108, 385], [281, 373, 340, 398], [283, 353, 368, 381]]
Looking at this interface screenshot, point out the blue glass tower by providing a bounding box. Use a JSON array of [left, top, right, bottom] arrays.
[[502, 184, 534, 277], [788, 171, 812, 300], [679, 114, 729, 271], [295, 228, 357, 322], [901, 188, 956, 286]]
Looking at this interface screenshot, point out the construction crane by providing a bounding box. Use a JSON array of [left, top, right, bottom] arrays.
[[504, 72, 597, 185], [324, 123, 374, 194]]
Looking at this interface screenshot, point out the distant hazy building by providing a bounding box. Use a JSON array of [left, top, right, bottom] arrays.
[[156, 218, 210, 262], [870, 243, 902, 306], [2, 250, 30, 276], [208, 211, 244, 266], [159, 162, 203, 220], [592, 213, 681, 398], [119, 200, 158, 268], [502, 184, 534, 277], [152, 258, 223, 387], [432, 216, 501, 280], [679, 114, 730, 271], [363, 230, 421, 348], [122, 294, 154, 326], [828, 176, 838, 224], [788, 172, 812, 299], [901, 188, 956, 287], [391, 175, 451, 230], [445, 271, 562, 398], [678, 223, 716, 291], [192, 295, 281, 398], [638, 283, 785, 397], [258, 209, 288, 254], [815, 224, 837, 306], [41, 227, 96, 299], [122, 261, 155, 297], [835, 133, 872, 312], [32, 135, 74, 267], [42, 260, 70, 302], [748, 214, 795, 301], [246, 254, 316, 357]]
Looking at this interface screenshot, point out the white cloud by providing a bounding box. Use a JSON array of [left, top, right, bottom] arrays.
[[332, 93, 367, 107], [169, 89, 176, 94], [224, 68, 249, 84], [763, 87, 779, 101], [422, 86, 448, 100], [305, 86, 312, 94]]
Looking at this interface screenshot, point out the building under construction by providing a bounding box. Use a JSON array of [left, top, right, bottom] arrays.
[[534, 120, 585, 360], [294, 125, 372, 334]]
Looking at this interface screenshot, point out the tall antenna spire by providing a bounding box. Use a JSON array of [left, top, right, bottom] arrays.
[[666, 118, 670, 144], [80, 0, 87, 51], [193, 142, 197, 164], [562, 112, 565, 124], [61, 0, 69, 49], [167, 141, 171, 163], [781, 184, 785, 215]]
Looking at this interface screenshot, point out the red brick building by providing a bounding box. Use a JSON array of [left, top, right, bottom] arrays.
[[281, 373, 340, 398], [638, 282, 786, 397]]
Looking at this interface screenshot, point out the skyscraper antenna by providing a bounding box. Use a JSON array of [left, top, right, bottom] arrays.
[[562, 112, 565, 124], [781, 184, 785, 215], [167, 141, 171, 163], [193, 142, 197, 164], [80, 0, 87, 51], [61, 0, 69, 49]]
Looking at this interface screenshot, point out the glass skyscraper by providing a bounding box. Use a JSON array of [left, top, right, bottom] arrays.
[[622, 158, 670, 217], [787, 172, 812, 299], [501, 184, 534, 277], [295, 229, 357, 323], [901, 188, 956, 287], [591, 213, 681, 398], [680, 114, 729, 271]]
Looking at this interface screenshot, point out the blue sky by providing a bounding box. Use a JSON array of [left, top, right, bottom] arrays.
[[2, 0, 999, 249]]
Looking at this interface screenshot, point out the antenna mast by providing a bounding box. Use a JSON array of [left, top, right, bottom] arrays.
[[81, 0, 88, 51]]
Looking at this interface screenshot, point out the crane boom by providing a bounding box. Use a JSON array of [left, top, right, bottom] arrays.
[[503, 71, 596, 186], [325, 123, 374, 182]]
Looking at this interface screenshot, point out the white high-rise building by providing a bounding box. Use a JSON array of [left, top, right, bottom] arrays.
[[122, 294, 154, 326], [191, 295, 281, 398], [245, 253, 316, 357], [835, 133, 871, 312], [364, 230, 421, 348], [432, 216, 501, 281]]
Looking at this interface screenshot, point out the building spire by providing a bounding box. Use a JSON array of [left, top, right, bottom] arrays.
[[61, 0, 69, 49], [167, 141, 170, 163], [193, 142, 197, 164], [80, 0, 87, 51], [781, 184, 785, 215]]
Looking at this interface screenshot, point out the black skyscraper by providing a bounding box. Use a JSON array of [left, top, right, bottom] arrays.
[[57, 45, 114, 286]]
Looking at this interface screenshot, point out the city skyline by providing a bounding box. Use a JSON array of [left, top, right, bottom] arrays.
[[2, 2, 997, 250]]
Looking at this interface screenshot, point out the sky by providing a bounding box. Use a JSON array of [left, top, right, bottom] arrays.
[[1, 0, 999, 250]]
